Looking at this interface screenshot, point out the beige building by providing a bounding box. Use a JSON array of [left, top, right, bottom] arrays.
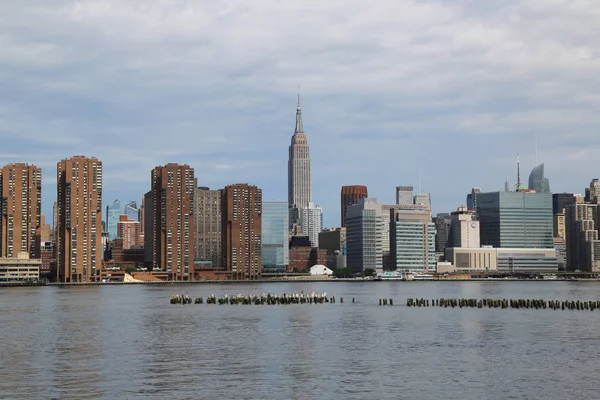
[[56, 156, 103, 282], [450, 206, 480, 248], [194, 186, 221, 268], [0, 252, 41, 281], [146, 164, 195, 280], [0, 163, 42, 258], [445, 247, 558, 272], [553, 212, 565, 239]]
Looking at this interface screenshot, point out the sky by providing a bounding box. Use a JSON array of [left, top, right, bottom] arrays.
[[1, 0, 599, 228]]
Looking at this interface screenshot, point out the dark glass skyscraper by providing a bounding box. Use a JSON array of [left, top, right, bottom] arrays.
[[468, 191, 553, 249]]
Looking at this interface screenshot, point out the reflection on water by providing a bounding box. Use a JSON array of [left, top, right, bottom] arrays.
[[1, 282, 600, 399]]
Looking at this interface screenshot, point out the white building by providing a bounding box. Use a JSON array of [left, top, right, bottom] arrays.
[[450, 206, 480, 248], [391, 205, 436, 273], [310, 264, 333, 276], [346, 198, 383, 274], [300, 202, 322, 247]]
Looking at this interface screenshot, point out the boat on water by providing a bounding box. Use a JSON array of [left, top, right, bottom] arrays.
[[375, 271, 434, 281]]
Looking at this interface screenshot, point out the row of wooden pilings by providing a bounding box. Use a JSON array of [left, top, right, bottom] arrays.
[[170, 293, 353, 305], [407, 298, 600, 310]]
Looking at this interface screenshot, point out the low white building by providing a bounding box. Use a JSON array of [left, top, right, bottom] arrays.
[[310, 264, 333, 276]]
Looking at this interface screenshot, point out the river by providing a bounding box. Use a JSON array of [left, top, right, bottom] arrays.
[[1, 281, 599, 399]]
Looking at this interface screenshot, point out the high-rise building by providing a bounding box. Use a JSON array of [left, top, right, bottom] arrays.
[[261, 201, 289, 273], [450, 206, 480, 248], [319, 227, 346, 255], [221, 184, 262, 280], [468, 191, 553, 249], [143, 190, 154, 269], [553, 193, 577, 215], [341, 185, 368, 228], [56, 156, 102, 282], [300, 202, 322, 247], [528, 164, 550, 193], [565, 203, 599, 272], [467, 187, 481, 211], [146, 164, 195, 280], [288, 93, 311, 229], [586, 179, 600, 203], [194, 186, 221, 268], [106, 199, 121, 241], [434, 213, 452, 253], [391, 205, 436, 273], [0, 163, 42, 258], [124, 201, 138, 222], [413, 193, 431, 209], [346, 198, 383, 273], [396, 186, 414, 205], [117, 215, 141, 249], [381, 205, 400, 270]]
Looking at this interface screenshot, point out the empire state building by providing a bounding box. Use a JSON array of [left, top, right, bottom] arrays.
[[288, 93, 311, 229]]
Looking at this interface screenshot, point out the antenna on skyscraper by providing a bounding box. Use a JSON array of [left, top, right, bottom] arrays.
[[516, 153, 521, 192], [505, 177, 510, 192]]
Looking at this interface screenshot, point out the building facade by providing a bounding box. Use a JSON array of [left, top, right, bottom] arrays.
[[300, 202, 322, 247], [106, 199, 121, 241], [468, 191, 553, 249], [56, 156, 103, 282], [391, 205, 436, 273], [146, 164, 195, 280], [450, 206, 480, 248], [288, 93, 311, 229], [0, 252, 41, 281], [565, 203, 600, 272], [262, 201, 289, 273], [341, 185, 368, 228], [528, 163, 550, 193], [434, 213, 451, 253], [0, 163, 42, 258], [396, 186, 414, 205], [346, 198, 383, 273], [221, 184, 262, 279], [117, 215, 141, 249], [194, 187, 221, 268]]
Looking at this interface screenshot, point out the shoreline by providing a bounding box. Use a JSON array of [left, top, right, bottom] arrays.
[[2, 277, 600, 288]]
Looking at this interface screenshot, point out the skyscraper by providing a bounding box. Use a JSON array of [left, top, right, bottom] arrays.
[[262, 201, 289, 273], [300, 202, 323, 247], [56, 156, 103, 282], [0, 163, 42, 258], [396, 186, 414, 205], [346, 198, 383, 273], [287, 92, 311, 229], [221, 184, 262, 280], [124, 200, 138, 222], [391, 205, 436, 273], [146, 164, 195, 280], [468, 191, 553, 249], [528, 164, 550, 193], [194, 186, 221, 268], [341, 185, 368, 227], [106, 199, 121, 241], [117, 215, 141, 249]]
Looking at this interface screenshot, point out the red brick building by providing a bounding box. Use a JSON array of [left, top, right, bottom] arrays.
[[341, 185, 368, 227], [117, 215, 141, 249], [288, 246, 327, 272]]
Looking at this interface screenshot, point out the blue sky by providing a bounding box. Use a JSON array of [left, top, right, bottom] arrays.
[[1, 0, 599, 228]]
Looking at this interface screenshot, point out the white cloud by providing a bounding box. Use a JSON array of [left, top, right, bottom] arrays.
[[0, 0, 599, 225]]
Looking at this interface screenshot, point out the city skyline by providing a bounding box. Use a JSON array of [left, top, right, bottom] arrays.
[[2, 1, 599, 228]]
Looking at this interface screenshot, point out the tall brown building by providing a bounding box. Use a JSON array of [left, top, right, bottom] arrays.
[[145, 164, 195, 280], [341, 185, 368, 228], [117, 215, 141, 249], [221, 184, 262, 279], [0, 163, 42, 258], [56, 156, 103, 282], [195, 186, 221, 268]]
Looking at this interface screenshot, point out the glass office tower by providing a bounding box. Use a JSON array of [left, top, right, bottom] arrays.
[[262, 202, 289, 273], [471, 191, 553, 249]]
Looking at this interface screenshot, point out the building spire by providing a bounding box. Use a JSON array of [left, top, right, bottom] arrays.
[[294, 85, 304, 134], [516, 153, 521, 192]]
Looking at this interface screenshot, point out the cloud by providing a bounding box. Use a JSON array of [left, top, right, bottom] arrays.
[[1, 0, 599, 226]]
